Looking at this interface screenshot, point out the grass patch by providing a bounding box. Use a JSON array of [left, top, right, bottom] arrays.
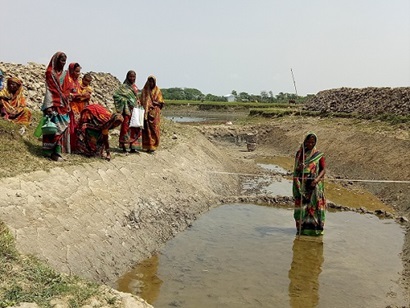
[[249, 107, 300, 117], [0, 112, 121, 178], [0, 221, 101, 307]]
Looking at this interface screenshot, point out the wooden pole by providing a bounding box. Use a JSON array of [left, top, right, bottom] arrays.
[[291, 68, 298, 97]]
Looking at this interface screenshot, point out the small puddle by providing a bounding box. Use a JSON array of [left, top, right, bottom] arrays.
[[165, 116, 209, 123], [116, 204, 406, 307]]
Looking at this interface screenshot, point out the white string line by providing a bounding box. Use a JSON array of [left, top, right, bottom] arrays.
[[206, 171, 410, 184]]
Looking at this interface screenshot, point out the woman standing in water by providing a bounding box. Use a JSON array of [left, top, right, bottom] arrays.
[[141, 75, 164, 153], [293, 132, 326, 236]]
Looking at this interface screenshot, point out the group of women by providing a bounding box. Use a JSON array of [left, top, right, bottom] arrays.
[[0, 51, 165, 162], [41, 51, 164, 161], [112, 70, 164, 154]]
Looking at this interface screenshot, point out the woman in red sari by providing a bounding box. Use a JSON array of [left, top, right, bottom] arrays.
[[41, 51, 70, 161], [76, 104, 123, 161], [0, 77, 32, 126], [141, 75, 164, 153]]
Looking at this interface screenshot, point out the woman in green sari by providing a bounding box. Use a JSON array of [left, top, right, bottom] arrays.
[[113, 70, 141, 153], [293, 132, 326, 236]]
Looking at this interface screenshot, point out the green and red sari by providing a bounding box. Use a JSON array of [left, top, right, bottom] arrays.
[[293, 133, 326, 236]]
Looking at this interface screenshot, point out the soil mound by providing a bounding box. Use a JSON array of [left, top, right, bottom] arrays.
[[304, 87, 410, 116]]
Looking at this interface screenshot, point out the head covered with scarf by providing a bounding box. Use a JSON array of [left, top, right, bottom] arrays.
[[141, 75, 164, 111], [42, 51, 69, 112], [5, 77, 24, 100]]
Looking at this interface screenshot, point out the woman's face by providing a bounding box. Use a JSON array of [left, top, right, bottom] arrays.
[[82, 76, 92, 86], [148, 78, 155, 89], [304, 136, 316, 151], [73, 66, 81, 79], [8, 80, 19, 93], [56, 53, 67, 70], [127, 72, 136, 84]]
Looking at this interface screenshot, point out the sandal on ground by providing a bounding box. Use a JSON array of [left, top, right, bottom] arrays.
[[51, 153, 64, 162]]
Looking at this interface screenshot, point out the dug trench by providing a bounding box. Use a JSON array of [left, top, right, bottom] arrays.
[[0, 115, 409, 303]]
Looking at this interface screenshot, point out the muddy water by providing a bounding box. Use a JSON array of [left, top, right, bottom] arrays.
[[165, 116, 209, 123], [116, 204, 406, 307], [116, 158, 406, 307], [163, 109, 249, 124]]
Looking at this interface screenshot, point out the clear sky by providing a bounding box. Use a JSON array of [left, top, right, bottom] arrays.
[[1, 0, 409, 96]]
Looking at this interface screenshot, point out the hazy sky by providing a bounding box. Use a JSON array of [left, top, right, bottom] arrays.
[[1, 0, 409, 96]]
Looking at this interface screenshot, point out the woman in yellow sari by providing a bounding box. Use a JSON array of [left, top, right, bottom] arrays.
[[0, 77, 32, 126], [141, 75, 164, 153]]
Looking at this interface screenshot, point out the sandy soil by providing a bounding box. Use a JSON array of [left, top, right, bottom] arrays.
[[0, 115, 409, 305]]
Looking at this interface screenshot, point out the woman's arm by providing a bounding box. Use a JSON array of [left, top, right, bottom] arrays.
[[312, 157, 326, 186]]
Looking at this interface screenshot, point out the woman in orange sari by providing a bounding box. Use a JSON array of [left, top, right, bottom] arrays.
[[41, 51, 70, 161], [141, 75, 164, 153], [0, 77, 32, 126], [63, 62, 91, 152]]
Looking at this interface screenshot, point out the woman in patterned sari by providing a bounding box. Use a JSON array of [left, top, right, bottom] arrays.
[[41, 51, 70, 161], [293, 132, 326, 236], [0, 77, 32, 126], [63, 62, 89, 152], [113, 70, 141, 153], [141, 75, 164, 153], [76, 104, 123, 161]]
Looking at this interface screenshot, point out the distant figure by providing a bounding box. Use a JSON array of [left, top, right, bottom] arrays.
[[41, 51, 70, 162], [76, 104, 123, 161], [0, 70, 4, 91], [0, 77, 32, 126], [141, 75, 164, 153], [293, 132, 326, 236], [113, 70, 141, 153]]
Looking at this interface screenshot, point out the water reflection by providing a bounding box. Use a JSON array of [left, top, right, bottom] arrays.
[[116, 205, 407, 307], [288, 236, 324, 308]]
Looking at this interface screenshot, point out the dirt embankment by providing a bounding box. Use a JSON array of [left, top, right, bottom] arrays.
[[304, 87, 410, 116], [0, 127, 246, 286]]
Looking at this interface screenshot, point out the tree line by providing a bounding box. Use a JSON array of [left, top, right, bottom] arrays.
[[161, 87, 310, 103]]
